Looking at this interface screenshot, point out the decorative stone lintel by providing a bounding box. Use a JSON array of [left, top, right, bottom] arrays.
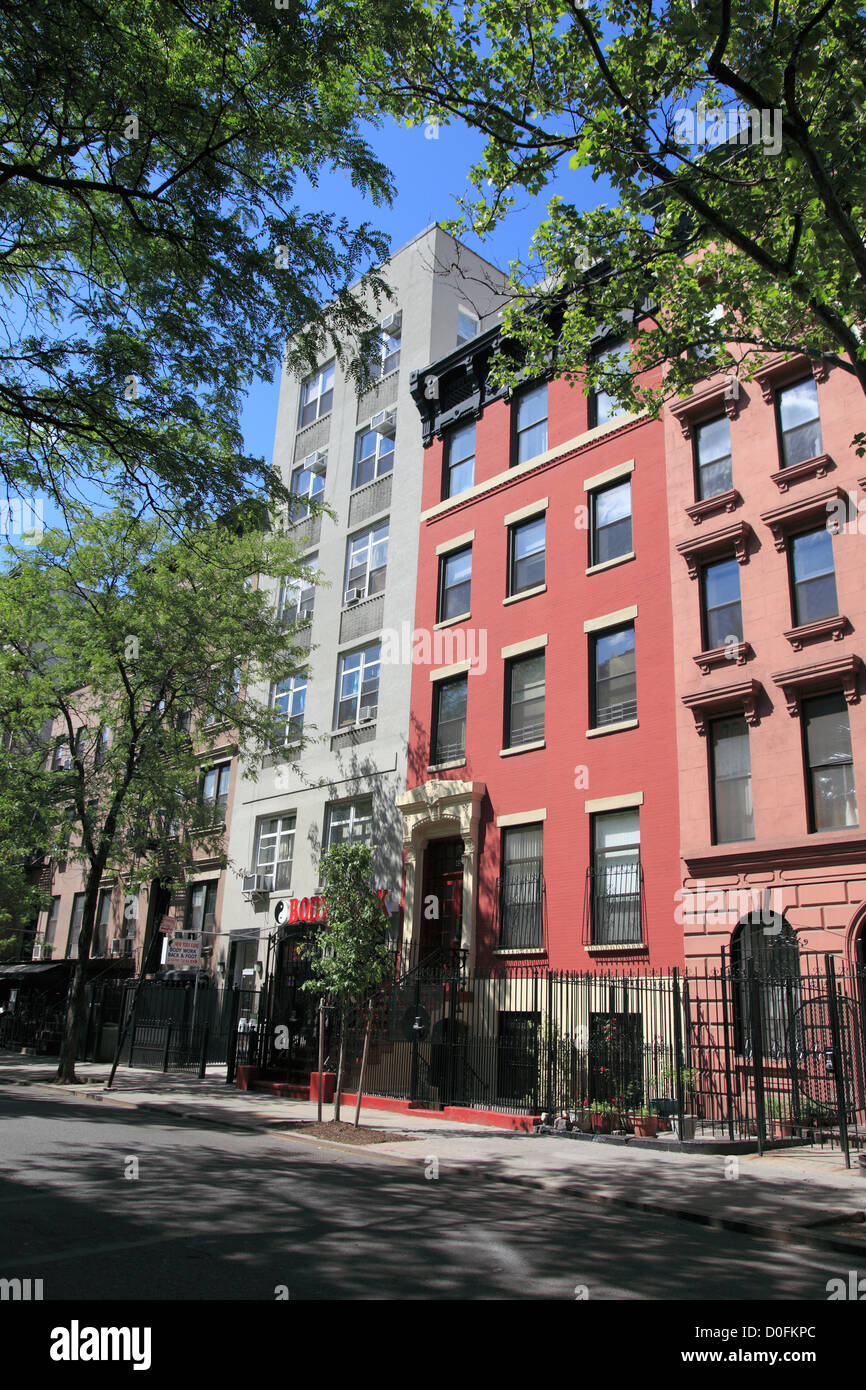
[[685, 489, 742, 525], [783, 615, 848, 651], [771, 655, 863, 715], [770, 453, 834, 492], [682, 678, 763, 735], [760, 485, 847, 551], [668, 378, 741, 438], [693, 641, 751, 674], [752, 353, 830, 403], [676, 520, 751, 578]]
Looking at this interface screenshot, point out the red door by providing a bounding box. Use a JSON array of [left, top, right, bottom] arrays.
[[419, 838, 464, 963]]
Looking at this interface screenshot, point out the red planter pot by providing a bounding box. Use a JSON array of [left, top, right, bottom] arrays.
[[633, 1116, 659, 1138]]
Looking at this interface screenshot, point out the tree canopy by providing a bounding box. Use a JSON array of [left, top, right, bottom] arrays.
[[380, 0, 866, 422], [0, 0, 418, 517], [0, 503, 315, 1076]]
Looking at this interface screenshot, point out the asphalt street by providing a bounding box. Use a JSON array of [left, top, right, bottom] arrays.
[[0, 1082, 857, 1302]]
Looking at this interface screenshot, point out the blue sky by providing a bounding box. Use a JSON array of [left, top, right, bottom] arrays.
[[239, 112, 594, 465]]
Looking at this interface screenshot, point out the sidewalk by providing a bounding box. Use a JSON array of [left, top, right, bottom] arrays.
[[2, 1052, 865, 1257]]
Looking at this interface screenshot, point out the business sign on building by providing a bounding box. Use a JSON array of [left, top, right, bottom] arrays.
[[164, 939, 201, 969]]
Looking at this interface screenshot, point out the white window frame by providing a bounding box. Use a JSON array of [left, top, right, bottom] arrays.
[[270, 673, 307, 744], [344, 522, 389, 603], [325, 797, 373, 849], [255, 813, 297, 891], [353, 426, 395, 490], [335, 644, 381, 729], [298, 361, 335, 428]]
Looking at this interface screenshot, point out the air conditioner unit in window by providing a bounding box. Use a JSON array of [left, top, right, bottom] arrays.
[[302, 449, 327, 476], [359, 705, 377, 723], [31, 942, 42, 961], [242, 872, 272, 896], [370, 408, 396, 437], [381, 311, 402, 332], [344, 587, 366, 606]]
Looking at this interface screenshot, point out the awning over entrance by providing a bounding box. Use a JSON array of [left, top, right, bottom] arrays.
[[0, 962, 66, 979]]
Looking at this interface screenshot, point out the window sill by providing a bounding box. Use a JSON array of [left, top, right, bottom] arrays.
[[330, 720, 377, 738], [426, 758, 467, 773], [499, 740, 545, 757], [770, 454, 834, 492], [684, 490, 742, 526], [585, 551, 635, 576], [694, 641, 751, 674], [783, 615, 848, 650], [585, 942, 648, 954], [585, 718, 639, 739], [492, 946, 547, 957], [434, 612, 471, 631], [503, 584, 546, 606]]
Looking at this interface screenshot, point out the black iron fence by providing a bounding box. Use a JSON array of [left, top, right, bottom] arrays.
[[335, 954, 866, 1162]]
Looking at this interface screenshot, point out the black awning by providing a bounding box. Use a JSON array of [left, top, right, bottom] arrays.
[[0, 962, 66, 978]]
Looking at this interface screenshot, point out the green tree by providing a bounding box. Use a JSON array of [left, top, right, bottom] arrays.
[[0, 0, 416, 516], [382, 0, 866, 422], [300, 840, 392, 1122], [0, 504, 315, 1081]]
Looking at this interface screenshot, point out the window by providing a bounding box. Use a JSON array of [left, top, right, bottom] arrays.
[[589, 339, 630, 427], [694, 416, 733, 499], [335, 643, 380, 728], [44, 897, 60, 947], [505, 651, 545, 747], [438, 546, 472, 623], [803, 693, 858, 831], [66, 893, 85, 959], [325, 797, 373, 848], [710, 716, 755, 843], [443, 421, 475, 498], [345, 522, 388, 602], [508, 515, 545, 595], [94, 727, 110, 768], [514, 384, 548, 464], [270, 674, 306, 744], [789, 527, 838, 626], [201, 763, 231, 819], [777, 377, 822, 468], [701, 557, 743, 651], [592, 624, 637, 727], [456, 310, 480, 346], [278, 561, 316, 627], [51, 738, 70, 772], [730, 914, 800, 1057], [590, 479, 632, 566], [432, 675, 467, 763], [255, 813, 296, 891], [289, 458, 325, 521], [498, 825, 544, 949], [93, 889, 112, 957], [364, 322, 401, 383], [353, 424, 395, 489], [591, 810, 642, 944], [298, 361, 334, 428], [187, 881, 218, 935], [73, 727, 87, 761]]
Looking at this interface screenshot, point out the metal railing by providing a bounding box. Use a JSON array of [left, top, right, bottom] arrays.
[[586, 858, 644, 945], [496, 870, 545, 949]]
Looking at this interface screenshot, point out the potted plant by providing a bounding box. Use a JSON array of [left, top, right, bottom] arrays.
[[632, 1108, 659, 1138], [765, 1097, 795, 1139], [589, 1100, 618, 1133]]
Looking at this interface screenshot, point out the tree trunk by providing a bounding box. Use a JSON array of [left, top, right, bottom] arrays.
[[316, 996, 325, 1123], [333, 1011, 345, 1123], [354, 1008, 372, 1128], [55, 869, 102, 1083]]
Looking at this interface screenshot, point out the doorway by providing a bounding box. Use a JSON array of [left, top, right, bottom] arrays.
[[419, 837, 464, 963]]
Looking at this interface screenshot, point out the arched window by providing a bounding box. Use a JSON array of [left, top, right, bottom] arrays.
[[730, 913, 800, 1058]]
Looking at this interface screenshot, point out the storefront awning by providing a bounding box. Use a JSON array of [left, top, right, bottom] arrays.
[[0, 962, 66, 978]]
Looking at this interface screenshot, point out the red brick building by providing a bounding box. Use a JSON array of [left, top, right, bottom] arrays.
[[664, 354, 866, 977], [401, 329, 683, 972]]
